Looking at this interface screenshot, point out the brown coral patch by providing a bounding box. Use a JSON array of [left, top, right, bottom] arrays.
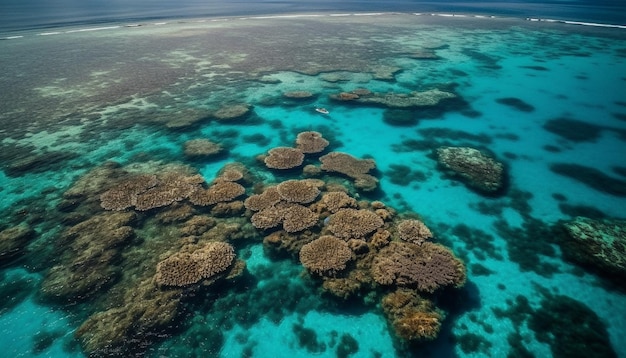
[[299, 235, 353, 276], [244, 186, 281, 211], [321, 191, 357, 213], [212, 104, 251, 121], [326, 208, 384, 240], [319, 152, 378, 191], [276, 179, 321, 204], [382, 289, 443, 341], [188, 181, 246, 206], [295, 131, 330, 154], [372, 242, 466, 293], [100, 174, 158, 210], [264, 147, 305, 170], [155, 241, 235, 287], [281, 203, 319, 233], [183, 139, 223, 159], [397, 219, 433, 246]]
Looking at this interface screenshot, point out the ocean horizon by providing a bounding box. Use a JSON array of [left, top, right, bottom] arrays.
[[1, 2, 625, 358]]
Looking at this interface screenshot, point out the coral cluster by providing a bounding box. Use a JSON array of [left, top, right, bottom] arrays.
[[100, 172, 204, 211], [212, 104, 251, 121], [372, 241, 466, 293], [326, 208, 384, 240], [381, 289, 444, 341], [155, 242, 236, 287]]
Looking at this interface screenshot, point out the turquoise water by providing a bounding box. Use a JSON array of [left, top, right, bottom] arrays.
[[1, 12, 625, 358]]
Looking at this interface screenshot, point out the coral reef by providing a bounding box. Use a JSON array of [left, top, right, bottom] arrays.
[[320, 152, 378, 191], [436, 146, 504, 194], [397, 219, 433, 246], [188, 181, 246, 206], [295, 131, 330, 154], [251, 202, 318, 233], [155, 241, 236, 287], [39, 211, 136, 303], [559, 216, 626, 278], [326, 208, 384, 240], [299, 235, 354, 276], [183, 139, 224, 159], [371, 241, 466, 293], [212, 104, 251, 121], [264, 147, 305, 169], [283, 91, 316, 100], [0, 224, 35, 265], [382, 289, 444, 341], [100, 172, 206, 211], [75, 278, 184, 356], [330, 88, 456, 108]]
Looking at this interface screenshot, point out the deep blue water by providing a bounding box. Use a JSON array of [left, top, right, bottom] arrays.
[[1, 0, 626, 33]]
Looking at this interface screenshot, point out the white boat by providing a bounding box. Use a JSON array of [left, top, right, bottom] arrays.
[[315, 107, 329, 115]]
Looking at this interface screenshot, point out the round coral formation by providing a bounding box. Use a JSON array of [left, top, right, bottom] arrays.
[[436, 146, 504, 194], [281, 203, 319, 233], [326, 208, 384, 240], [397, 219, 433, 246], [264, 147, 305, 169], [155, 242, 235, 287], [295, 131, 329, 154], [299, 235, 353, 276], [183, 139, 223, 159], [372, 241, 466, 292], [277, 179, 321, 204]]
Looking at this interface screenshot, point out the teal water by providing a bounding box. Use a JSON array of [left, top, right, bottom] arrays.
[[1, 13, 625, 358]]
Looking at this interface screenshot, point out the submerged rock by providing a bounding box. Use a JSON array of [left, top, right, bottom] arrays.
[[330, 88, 456, 109], [559, 216, 626, 278], [0, 224, 36, 265], [436, 146, 505, 194]]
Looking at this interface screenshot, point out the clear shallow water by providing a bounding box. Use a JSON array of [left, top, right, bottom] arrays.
[[0, 11, 625, 358]]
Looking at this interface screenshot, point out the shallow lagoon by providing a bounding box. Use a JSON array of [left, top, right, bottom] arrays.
[[1, 13, 625, 358]]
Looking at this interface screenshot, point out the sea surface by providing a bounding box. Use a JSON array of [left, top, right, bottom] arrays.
[[1, 2, 626, 358]]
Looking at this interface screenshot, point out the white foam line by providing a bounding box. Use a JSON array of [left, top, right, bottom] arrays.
[[353, 13, 385, 16], [1, 35, 23, 40], [526, 17, 626, 29], [38, 32, 61, 36], [65, 26, 120, 33], [153, 22, 167, 25], [329, 13, 352, 17]]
